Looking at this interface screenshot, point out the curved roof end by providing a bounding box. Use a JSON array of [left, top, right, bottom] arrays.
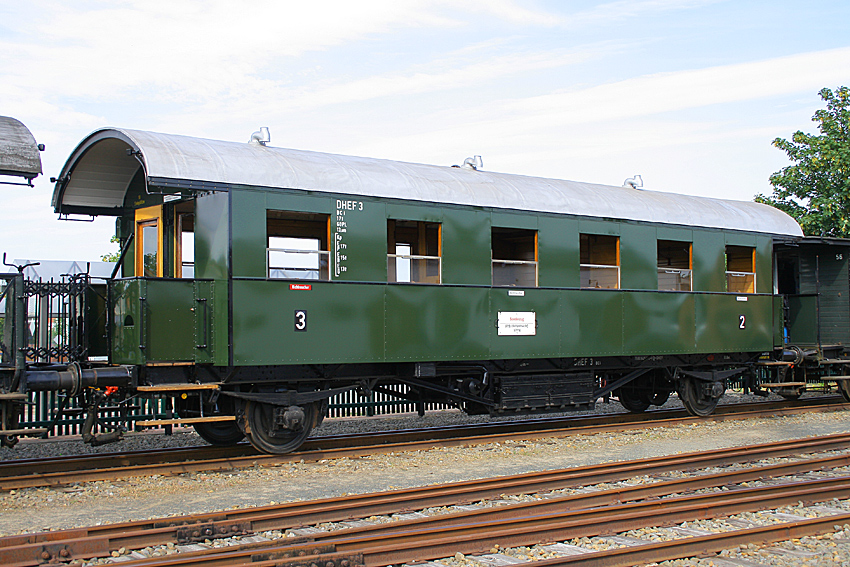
[[0, 116, 43, 183]]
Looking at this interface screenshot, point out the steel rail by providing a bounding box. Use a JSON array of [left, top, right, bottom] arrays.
[[2, 399, 848, 491], [522, 512, 850, 567], [48, 474, 850, 567], [0, 396, 842, 478], [3, 433, 850, 566]]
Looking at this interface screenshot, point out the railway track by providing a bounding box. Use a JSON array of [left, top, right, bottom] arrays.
[[1, 396, 847, 491], [2, 432, 850, 566]]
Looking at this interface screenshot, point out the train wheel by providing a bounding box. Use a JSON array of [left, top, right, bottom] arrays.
[[838, 380, 850, 403], [615, 388, 650, 413], [678, 376, 721, 417], [193, 421, 245, 446], [642, 390, 670, 406], [245, 401, 315, 454]]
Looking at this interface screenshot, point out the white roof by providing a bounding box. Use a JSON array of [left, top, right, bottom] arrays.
[[53, 128, 803, 236], [0, 116, 42, 180]]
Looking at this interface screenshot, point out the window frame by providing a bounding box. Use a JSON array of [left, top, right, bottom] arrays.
[[657, 239, 693, 292], [491, 227, 538, 287], [387, 219, 442, 284], [266, 210, 331, 281], [725, 245, 756, 293], [580, 233, 620, 289]]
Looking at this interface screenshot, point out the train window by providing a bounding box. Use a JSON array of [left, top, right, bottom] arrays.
[[267, 211, 330, 280], [176, 213, 194, 278], [726, 245, 756, 293], [657, 240, 692, 291], [580, 234, 619, 289], [134, 205, 163, 277], [387, 220, 441, 284], [492, 228, 538, 287]]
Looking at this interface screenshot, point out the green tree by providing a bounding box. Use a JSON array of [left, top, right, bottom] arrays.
[[101, 235, 122, 262], [756, 86, 850, 237]]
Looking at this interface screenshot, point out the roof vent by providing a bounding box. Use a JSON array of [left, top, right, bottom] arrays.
[[453, 155, 483, 170], [623, 175, 643, 189], [249, 127, 270, 146]]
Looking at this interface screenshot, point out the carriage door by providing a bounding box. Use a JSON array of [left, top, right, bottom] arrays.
[[135, 205, 164, 277]]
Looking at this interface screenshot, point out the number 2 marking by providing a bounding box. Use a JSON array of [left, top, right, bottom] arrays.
[[739, 315, 746, 329], [294, 310, 307, 332]]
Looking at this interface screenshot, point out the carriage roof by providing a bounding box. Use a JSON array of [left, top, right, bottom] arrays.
[[52, 128, 803, 237]]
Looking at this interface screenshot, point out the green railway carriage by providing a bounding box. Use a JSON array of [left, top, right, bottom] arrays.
[[8, 123, 845, 454]]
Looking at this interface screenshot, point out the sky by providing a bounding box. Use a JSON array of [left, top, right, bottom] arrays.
[[1, 0, 849, 262]]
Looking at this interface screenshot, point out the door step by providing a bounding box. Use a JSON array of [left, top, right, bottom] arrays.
[[137, 383, 221, 392], [136, 415, 235, 427]]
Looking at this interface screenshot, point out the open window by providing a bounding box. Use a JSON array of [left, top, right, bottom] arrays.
[[135, 205, 163, 277], [387, 220, 441, 284], [175, 205, 194, 278], [492, 227, 537, 286], [267, 211, 330, 280], [657, 240, 692, 291], [726, 245, 755, 293], [580, 234, 619, 289]]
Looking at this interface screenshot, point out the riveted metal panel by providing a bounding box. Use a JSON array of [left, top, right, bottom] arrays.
[[231, 280, 385, 365], [386, 203, 442, 223], [620, 223, 657, 291], [335, 198, 386, 282], [657, 226, 693, 243], [490, 288, 561, 358], [537, 215, 579, 288], [561, 290, 624, 356], [193, 280, 215, 364], [442, 208, 491, 285], [110, 279, 144, 365], [537, 216, 579, 288], [695, 294, 772, 353], [756, 235, 772, 294], [725, 232, 757, 247], [144, 279, 196, 361], [579, 219, 620, 236], [194, 191, 229, 280], [622, 292, 696, 354], [231, 190, 266, 278], [384, 285, 489, 362], [692, 229, 726, 292], [491, 211, 538, 230]]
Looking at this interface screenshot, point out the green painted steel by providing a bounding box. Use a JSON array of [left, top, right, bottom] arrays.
[[538, 215, 579, 288], [786, 295, 818, 346], [231, 279, 386, 365], [336, 198, 388, 283], [622, 292, 695, 354], [385, 284, 490, 361], [110, 279, 143, 365], [110, 184, 784, 367], [194, 191, 230, 280], [442, 208, 490, 285], [142, 279, 195, 361], [620, 222, 657, 291], [231, 190, 266, 278], [692, 230, 726, 292]]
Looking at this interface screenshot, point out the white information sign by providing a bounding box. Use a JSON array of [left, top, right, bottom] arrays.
[[498, 311, 536, 336]]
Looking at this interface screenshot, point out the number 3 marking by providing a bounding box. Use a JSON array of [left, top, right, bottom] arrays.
[[739, 315, 746, 329], [294, 310, 307, 332]]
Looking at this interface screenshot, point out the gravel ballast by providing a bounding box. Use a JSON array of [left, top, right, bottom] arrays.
[[2, 391, 850, 566]]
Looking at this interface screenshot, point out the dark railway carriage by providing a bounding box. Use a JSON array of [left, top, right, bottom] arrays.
[[4, 124, 843, 454]]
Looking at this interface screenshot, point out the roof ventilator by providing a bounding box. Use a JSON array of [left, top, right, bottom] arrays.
[[623, 175, 643, 189], [453, 155, 483, 170], [249, 127, 271, 146]]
